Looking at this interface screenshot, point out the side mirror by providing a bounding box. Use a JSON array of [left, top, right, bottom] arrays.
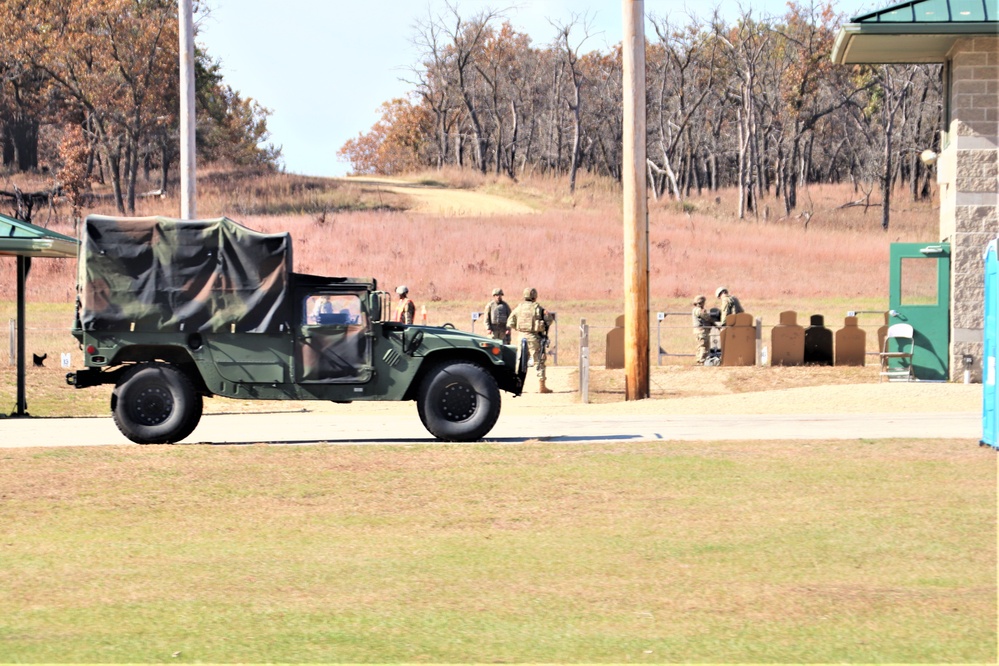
[[403, 329, 424, 355]]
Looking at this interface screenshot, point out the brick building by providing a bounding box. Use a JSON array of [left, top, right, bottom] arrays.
[[832, 0, 997, 381]]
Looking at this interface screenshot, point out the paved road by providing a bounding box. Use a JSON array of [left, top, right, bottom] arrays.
[[0, 410, 981, 447]]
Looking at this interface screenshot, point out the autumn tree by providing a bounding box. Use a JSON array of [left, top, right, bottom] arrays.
[[338, 99, 433, 175], [346, 1, 941, 207], [195, 50, 281, 169], [57, 122, 90, 230]]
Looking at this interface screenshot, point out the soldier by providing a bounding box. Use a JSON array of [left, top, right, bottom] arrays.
[[395, 285, 415, 324], [507, 287, 553, 394], [691, 295, 714, 365], [715, 286, 744, 325], [484, 288, 511, 343]]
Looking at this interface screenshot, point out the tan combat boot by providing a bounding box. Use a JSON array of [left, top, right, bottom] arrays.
[[538, 378, 553, 394]]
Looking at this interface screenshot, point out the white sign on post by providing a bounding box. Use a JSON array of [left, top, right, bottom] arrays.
[[61, 353, 72, 368], [657, 312, 665, 321], [471, 312, 480, 321]]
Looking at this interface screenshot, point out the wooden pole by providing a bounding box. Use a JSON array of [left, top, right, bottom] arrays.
[[179, 0, 197, 220], [622, 0, 649, 399]]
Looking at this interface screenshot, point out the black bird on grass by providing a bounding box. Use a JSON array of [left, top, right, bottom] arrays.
[[32, 352, 47, 367]]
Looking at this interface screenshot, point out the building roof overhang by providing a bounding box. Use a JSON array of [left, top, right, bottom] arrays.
[[832, 0, 997, 65], [832, 21, 997, 64], [0, 214, 78, 259]]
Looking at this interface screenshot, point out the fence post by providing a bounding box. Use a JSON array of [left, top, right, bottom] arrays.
[[579, 318, 589, 404], [656, 312, 665, 365], [756, 317, 763, 365], [8, 318, 14, 366], [550, 315, 558, 366]]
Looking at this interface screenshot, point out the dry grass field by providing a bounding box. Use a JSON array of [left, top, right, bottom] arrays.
[[1, 166, 936, 304]]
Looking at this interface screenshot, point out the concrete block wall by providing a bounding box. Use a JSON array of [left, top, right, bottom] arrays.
[[941, 37, 999, 382]]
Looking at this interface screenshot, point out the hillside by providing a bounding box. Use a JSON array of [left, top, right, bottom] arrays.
[[5, 167, 937, 302]]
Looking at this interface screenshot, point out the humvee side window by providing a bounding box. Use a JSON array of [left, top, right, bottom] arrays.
[[305, 294, 364, 326]]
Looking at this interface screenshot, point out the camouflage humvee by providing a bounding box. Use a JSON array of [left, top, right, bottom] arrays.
[[67, 215, 527, 444]]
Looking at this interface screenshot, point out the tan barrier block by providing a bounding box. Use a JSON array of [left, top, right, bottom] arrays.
[[835, 316, 866, 366], [606, 314, 625, 369], [771, 310, 804, 366], [721, 312, 756, 366], [877, 311, 889, 355]]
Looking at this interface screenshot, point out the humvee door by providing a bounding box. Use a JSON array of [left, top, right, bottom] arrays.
[[296, 290, 373, 382]]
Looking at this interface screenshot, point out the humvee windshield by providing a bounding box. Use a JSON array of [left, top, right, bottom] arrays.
[[305, 293, 363, 326]]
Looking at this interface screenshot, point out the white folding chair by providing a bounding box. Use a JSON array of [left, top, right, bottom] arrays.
[[878, 323, 915, 382]]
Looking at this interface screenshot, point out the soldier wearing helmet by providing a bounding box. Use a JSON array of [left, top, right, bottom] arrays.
[[692, 295, 714, 365], [715, 286, 744, 326], [395, 285, 415, 325], [484, 288, 511, 343], [507, 287, 553, 393]]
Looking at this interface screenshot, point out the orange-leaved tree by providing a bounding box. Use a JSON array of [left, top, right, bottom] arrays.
[[3, 0, 178, 214], [338, 99, 433, 175]]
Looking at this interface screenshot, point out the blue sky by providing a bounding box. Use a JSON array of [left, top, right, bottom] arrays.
[[196, 0, 880, 178]]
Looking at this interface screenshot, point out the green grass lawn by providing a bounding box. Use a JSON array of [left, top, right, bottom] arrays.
[[0, 439, 994, 663]]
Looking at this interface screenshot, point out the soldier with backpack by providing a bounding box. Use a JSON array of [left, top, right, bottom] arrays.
[[715, 286, 744, 325], [507, 287, 553, 393]]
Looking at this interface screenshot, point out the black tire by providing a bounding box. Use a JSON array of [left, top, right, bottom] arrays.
[[417, 362, 501, 441], [111, 363, 203, 444]]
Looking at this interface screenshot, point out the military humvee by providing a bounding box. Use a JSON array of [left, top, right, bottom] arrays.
[[67, 215, 526, 444]]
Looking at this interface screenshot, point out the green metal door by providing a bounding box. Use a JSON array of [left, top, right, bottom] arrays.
[[888, 242, 950, 381]]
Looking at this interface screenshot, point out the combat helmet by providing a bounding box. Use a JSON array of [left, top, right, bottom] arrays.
[[523, 287, 537, 301], [396, 285, 409, 296], [693, 295, 706, 305], [715, 286, 728, 298], [492, 288, 504, 296]]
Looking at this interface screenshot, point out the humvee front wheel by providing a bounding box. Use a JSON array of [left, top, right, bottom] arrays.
[[112, 363, 203, 444], [417, 362, 500, 441]]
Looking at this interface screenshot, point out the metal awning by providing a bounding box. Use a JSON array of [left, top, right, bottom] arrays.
[[1, 213, 79, 416], [832, 0, 997, 64], [0, 214, 79, 258]]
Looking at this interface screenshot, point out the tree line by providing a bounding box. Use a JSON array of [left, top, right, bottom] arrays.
[[0, 0, 280, 216], [338, 1, 942, 230]]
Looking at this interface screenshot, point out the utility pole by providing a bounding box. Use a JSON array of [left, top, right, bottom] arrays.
[[622, 0, 649, 399], [179, 0, 197, 219]]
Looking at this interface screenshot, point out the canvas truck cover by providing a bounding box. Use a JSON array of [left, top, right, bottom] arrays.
[[78, 215, 292, 333]]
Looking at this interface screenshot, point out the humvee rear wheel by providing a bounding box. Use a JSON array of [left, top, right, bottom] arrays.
[[417, 362, 500, 441], [112, 363, 203, 444]]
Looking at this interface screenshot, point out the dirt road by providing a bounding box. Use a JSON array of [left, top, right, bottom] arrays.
[[2, 367, 983, 448], [342, 176, 536, 216]]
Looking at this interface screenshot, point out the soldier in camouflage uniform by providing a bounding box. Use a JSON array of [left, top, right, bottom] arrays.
[[395, 285, 415, 325], [484, 288, 511, 343], [507, 287, 552, 394], [715, 286, 744, 325], [691, 295, 713, 365]]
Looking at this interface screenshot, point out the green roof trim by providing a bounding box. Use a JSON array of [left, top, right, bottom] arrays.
[[854, 0, 994, 23], [832, 0, 997, 64], [0, 213, 79, 259]]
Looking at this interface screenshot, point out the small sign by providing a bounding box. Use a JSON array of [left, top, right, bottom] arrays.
[[61, 353, 72, 368], [471, 312, 480, 321], [657, 312, 665, 321]]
